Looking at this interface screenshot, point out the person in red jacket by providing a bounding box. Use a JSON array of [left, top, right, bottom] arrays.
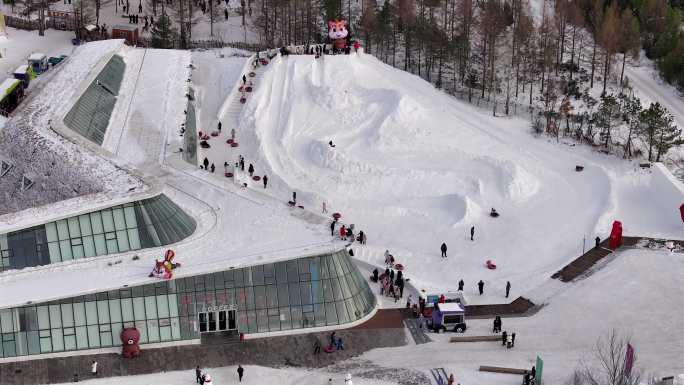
[[340, 225, 346, 239], [353, 40, 360, 53]]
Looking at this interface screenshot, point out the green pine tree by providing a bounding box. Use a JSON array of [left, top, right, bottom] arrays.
[[150, 14, 177, 49], [639, 102, 683, 161]]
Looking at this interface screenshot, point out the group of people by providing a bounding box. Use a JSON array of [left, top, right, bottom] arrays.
[[492, 317, 517, 349], [330, 219, 367, 245], [313, 332, 346, 354], [195, 365, 245, 384]]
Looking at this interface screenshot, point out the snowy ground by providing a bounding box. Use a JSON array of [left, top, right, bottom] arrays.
[[0, 28, 73, 79], [64, 364, 398, 385], [361, 248, 684, 385], [194, 52, 684, 305]]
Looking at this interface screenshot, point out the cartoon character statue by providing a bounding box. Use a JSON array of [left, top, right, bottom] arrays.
[[120, 327, 141, 358], [328, 20, 349, 51], [149, 249, 181, 279]]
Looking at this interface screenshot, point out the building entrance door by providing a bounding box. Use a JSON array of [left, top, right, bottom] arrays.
[[198, 308, 237, 333]]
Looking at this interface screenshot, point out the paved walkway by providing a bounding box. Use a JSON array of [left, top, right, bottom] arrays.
[[404, 319, 431, 345], [0, 326, 406, 385]]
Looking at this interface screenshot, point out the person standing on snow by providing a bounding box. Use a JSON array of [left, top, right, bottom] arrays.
[[506, 333, 513, 349], [231, 128, 236, 140], [458, 279, 464, 291], [339, 225, 346, 239], [203, 157, 209, 170], [330, 221, 336, 236], [441, 243, 447, 258], [345, 373, 354, 385], [263, 175, 268, 188], [217, 121, 222, 133], [505, 281, 511, 298], [470, 226, 475, 241], [210, 163, 215, 173], [322, 201, 327, 213], [237, 365, 244, 382], [384, 250, 391, 266], [91, 360, 98, 376], [501, 330, 507, 346], [292, 191, 297, 203], [248, 163, 254, 176], [242, 74, 247, 84], [511, 332, 516, 347], [478, 280, 485, 295], [196, 366, 203, 383]]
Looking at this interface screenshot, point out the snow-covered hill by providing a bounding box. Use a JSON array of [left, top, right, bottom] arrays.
[[224, 52, 684, 302]]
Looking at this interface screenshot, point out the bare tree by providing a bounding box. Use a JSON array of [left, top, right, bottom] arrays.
[[569, 330, 641, 385]]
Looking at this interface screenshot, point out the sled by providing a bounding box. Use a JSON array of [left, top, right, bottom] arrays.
[[240, 97, 247, 104], [332, 212, 341, 220], [245, 86, 253, 92], [252, 176, 261, 181], [489, 212, 499, 218], [324, 346, 335, 353], [226, 138, 234, 144], [231, 142, 239, 147], [210, 131, 219, 137], [225, 172, 233, 178], [486, 260, 497, 270], [575, 165, 584, 172], [200, 141, 211, 149], [394, 263, 404, 271], [249, 71, 256, 77]]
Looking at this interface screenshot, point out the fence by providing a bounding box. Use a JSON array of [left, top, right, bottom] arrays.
[[4, 12, 79, 32], [135, 36, 267, 51]]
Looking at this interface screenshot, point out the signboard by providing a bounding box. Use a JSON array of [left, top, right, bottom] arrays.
[[536, 356, 544, 385], [204, 304, 236, 312]]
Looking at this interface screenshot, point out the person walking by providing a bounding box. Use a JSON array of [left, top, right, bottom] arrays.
[[292, 191, 297, 203], [210, 163, 215, 173], [501, 330, 507, 346], [313, 337, 321, 354], [138, 3, 142, 12], [322, 201, 327, 213], [239, 156, 245, 171], [263, 175, 268, 188], [440, 242, 447, 258], [91, 360, 98, 377], [329, 331, 336, 347], [470, 226, 475, 241], [447, 373, 455, 385], [203, 157, 209, 170], [330, 221, 336, 236], [505, 281, 511, 298], [478, 280, 484, 295], [231, 127, 236, 140], [237, 365, 244, 382], [595, 236, 601, 248], [196, 366, 203, 383], [248, 163, 254, 176], [511, 332, 516, 347], [217, 121, 222, 132], [398, 278, 404, 298], [458, 279, 464, 291], [242, 74, 247, 84], [506, 333, 513, 349]]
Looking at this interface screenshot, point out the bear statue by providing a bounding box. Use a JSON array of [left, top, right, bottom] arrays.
[[120, 327, 141, 358]]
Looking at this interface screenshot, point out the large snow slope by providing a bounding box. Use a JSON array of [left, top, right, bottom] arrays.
[[225, 53, 684, 303]]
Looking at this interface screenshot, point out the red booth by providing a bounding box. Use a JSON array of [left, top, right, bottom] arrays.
[[608, 220, 622, 250]]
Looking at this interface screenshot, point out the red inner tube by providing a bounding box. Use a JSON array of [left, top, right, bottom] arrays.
[[231, 142, 239, 147], [252, 176, 261, 181]]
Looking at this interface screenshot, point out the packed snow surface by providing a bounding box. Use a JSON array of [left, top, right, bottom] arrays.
[[223, 53, 684, 303], [362, 248, 684, 384], [67, 365, 397, 385]]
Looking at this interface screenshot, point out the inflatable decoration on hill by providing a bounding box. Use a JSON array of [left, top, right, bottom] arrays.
[[120, 327, 141, 358], [149, 249, 181, 279], [328, 19, 349, 52]]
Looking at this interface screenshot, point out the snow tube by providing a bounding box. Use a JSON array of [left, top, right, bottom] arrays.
[[249, 71, 256, 77], [200, 134, 210, 140], [260, 58, 268, 65], [332, 212, 341, 220], [252, 176, 261, 181], [226, 138, 234, 144], [324, 346, 335, 353], [394, 263, 404, 271], [210, 131, 219, 137], [490, 212, 499, 218], [486, 260, 497, 270], [240, 97, 247, 104], [225, 172, 233, 178], [231, 142, 239, 147], [239, 86, 245, 92], [245, 86, 253, 92]]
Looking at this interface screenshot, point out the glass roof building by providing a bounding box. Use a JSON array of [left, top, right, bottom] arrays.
[[0, 249, 375, 358], [0, 194, 196, 272]]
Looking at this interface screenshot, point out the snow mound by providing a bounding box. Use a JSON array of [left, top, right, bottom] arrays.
[[229, 53, 682, 300]]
